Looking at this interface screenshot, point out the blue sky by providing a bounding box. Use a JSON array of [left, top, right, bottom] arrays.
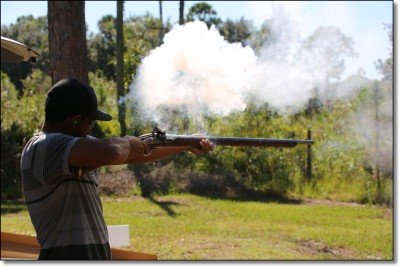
[[1, 1, 393, 79]]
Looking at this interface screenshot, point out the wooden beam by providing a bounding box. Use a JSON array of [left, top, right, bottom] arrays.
[[1, 232, 157, 260]]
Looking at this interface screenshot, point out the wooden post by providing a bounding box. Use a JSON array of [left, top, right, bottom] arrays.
[[307, 128, 312, 180]]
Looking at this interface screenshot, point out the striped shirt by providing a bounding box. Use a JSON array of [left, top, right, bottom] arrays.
[[20, 132, 111, 260]]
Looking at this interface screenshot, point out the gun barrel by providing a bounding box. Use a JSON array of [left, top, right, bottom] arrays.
[[143, 134, 314, 149]]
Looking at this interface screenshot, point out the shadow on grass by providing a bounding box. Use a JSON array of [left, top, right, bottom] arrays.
[[190, 188, 303, 204], [144, 188, 302, 217], [1, 199, 26, 215], [147, 195, 179, 217]]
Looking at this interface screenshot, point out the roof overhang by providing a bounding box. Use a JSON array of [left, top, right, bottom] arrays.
[[1, 36, 40, 63]]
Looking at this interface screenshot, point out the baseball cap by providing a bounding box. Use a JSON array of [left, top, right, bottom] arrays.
[[45, 79, 112, 121]]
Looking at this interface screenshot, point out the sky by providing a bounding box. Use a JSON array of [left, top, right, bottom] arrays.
[[0, 1, 393, 80]]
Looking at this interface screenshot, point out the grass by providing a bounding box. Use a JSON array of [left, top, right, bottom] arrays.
[[1, 194, 393, 260]]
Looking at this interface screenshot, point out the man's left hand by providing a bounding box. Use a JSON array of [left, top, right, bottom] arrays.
[[189, 139, 215, 155]]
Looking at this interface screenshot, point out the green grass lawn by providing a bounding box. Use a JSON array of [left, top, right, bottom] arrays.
[[1, 194, 393, 260]]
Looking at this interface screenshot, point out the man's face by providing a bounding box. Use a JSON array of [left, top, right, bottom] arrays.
[[71, 115, 95, 137]]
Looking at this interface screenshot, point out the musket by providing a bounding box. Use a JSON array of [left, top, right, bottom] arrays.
[[139, 127, 314, 149]]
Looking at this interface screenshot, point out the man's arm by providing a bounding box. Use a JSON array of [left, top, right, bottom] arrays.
[[68, 136, 214, 168], [131, 139, 215, 164], [68, 137, 134, 167]]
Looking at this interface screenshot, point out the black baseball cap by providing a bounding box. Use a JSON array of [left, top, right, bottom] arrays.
[[45, 79, 112, 121]]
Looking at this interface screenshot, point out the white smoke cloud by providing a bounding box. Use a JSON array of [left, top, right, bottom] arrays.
[[128, 20, 325, 123], [130, 21, 256, 117], [127, 3, 388, 131]]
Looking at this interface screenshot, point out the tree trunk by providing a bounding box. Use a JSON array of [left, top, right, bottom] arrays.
[[158, 0, 164, 46], [48, 1, 88, 84], [116, 0, 127, 136], [179, 0, 185, 25]]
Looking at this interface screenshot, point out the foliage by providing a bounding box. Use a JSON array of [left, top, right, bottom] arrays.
[[130, 84, 392, 205], [296, 26, 356, 83], [186, 2, 222, 29], [375, 23, 393, 82], [1, 123, 26, 199], [1, 70, 48, 134], [88, 15, 117, 81], [88, 71, 120, 137], [1, 71, 49, 199], [123, 13, 168, 87], [219, 17, 254, 46], [249, 20, 273, 53]]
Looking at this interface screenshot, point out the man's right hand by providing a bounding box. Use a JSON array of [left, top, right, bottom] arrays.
[[123, 135, 152, 162]]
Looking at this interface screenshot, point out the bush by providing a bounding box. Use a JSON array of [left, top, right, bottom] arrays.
[[1, 123, 28, 199], [1, 71, 48, 199], [98, 167, 136, 196], [89, 71, 121, 137]]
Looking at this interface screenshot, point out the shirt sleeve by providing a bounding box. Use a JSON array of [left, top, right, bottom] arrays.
[[33, 133, 80, 184]]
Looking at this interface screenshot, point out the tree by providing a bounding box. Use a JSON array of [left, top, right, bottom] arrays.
[[372, 23, 393, 202], [48, 1, 88, 84], [249, 21, 273, 53], [186, 2, 221, 29], [116, 1, 127, 136], [296, 26, 356, 84], [87, 15, 116, 81], [123, 13, 170, 86], [295, 26, 356, 104], [375, 23, 393, 82], [179, 0, 185, 25], [123, 13, 170, 135], [219, 17, 253, 46]]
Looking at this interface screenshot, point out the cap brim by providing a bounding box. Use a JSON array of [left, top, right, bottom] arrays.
[[88, 109, 113, 121]]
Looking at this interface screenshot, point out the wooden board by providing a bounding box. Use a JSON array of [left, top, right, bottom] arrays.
[[1, 232, 157, 260]]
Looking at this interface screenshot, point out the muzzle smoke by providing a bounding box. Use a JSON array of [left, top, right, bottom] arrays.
[[127, 5, 389, 140]]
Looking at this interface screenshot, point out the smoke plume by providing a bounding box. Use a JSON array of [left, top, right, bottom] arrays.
[[126, 5, 380, 132]]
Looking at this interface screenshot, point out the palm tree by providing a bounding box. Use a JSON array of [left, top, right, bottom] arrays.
[[158, 0, 164, 45], [116, 0, 127, 136], [179, 1, 185, 25]]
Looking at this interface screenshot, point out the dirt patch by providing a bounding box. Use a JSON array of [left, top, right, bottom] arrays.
[[301, 198, 366, 207], [301, 198, 393, 220], [295, 239, 382, 259], [383, 208, 392, 219], [301, 198, 392, 209], [296, 239, 359, 259]]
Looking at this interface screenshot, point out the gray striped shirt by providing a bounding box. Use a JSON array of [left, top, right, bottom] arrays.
[[21, 132, 109, 250]]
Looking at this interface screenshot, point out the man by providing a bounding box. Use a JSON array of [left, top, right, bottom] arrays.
[[20, 79, 214, 260]]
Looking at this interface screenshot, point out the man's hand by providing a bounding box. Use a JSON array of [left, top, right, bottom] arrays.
[[123, 135, 151, 162], [188, 139, 215, 155]]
